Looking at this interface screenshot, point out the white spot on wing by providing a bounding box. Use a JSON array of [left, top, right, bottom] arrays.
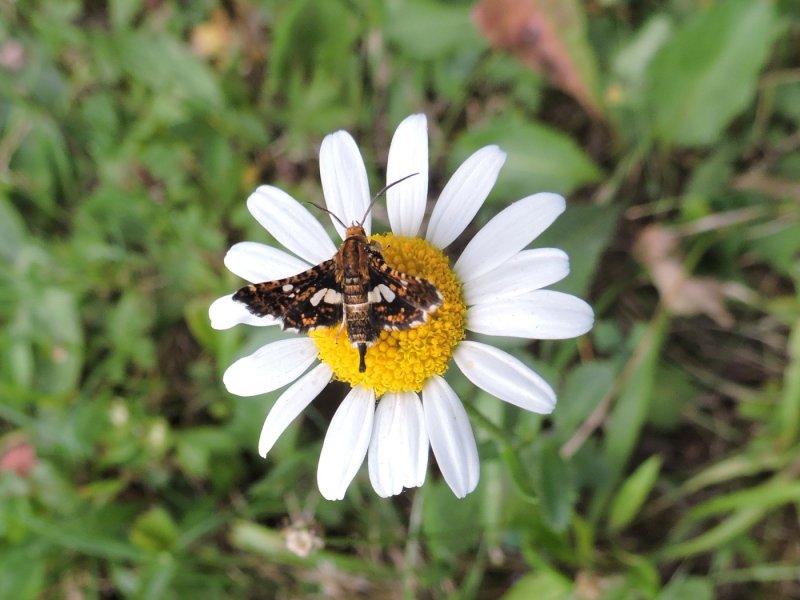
[[379, 284, 396, 302], [368, 283, 396, 303], [282, 284, 294, 292], [310, 288, 327, 306], [324, 288, 342, 304], [310, 288, 342, 306]]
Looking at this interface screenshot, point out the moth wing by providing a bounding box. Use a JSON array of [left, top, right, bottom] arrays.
[[367, 255, 443, 331], [233, 259, 342, 332]]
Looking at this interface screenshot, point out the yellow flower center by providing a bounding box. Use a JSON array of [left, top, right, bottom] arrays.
[[310, 233, 466, 397]]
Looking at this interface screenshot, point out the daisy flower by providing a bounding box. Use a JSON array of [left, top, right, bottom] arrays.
[[210, 114, 593, 500]]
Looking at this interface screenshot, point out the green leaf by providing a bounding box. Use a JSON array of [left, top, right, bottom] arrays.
[[501, 569, 572, 600], [110, 30, 223, 108], [662, 507, 764, 560], [647, 363, 696, 429], [611, 14, 673, 95], [24, 511, 146, 562], [108, 0, 139, 30], [684, 148, 735, 198], [749, 221, 800, 279], [608, 455, 662, 532], [604, 319, 665, 474], [0, 544, 45, 600], [553, 361, 616, 438], [130, 507, 179, 552], [621, 553, 661, 598], [386, 0, 481, 60], [451, 113, 603, 200], [422, 481, 483, 561], [6, 111, 73, 217], [266, 0, 364, 140], [531, 439, 576, 532], [777, 320, 800, 447], [535, 203, 620, 297], [646, 0, 781, 146], [656, 576, 713, 600], [0, 196, 27, 263], [3, 338, 35, 391], [104, 291, 156, 383], [136, 555, 178, 600], [590, 316, 667, 520], [270, 0, 358, 81], [32, 288, 84, 395], [175, 427, 238, 478], [773, 81, 800, 125], [688, 481, 800, 521]]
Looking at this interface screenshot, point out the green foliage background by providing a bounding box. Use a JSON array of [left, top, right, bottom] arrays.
[[1, 0, 799, 598]]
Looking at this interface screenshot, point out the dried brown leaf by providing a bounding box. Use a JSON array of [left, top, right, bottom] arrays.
[[191, 9, 234, 63], [633, 225, 734, 327], [472, 0, 603, 118], [0, 438, 36, 478]]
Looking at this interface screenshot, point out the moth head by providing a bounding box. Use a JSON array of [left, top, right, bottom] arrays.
[[345, 224, 368, 240]]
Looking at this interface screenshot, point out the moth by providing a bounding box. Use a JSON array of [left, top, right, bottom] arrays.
[[233, 175, 443, 373]]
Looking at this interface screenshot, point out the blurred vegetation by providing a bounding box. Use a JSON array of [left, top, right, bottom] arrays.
[[1, 0, 799, 598]]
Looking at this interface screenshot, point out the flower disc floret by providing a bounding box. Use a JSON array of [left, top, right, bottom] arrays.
[[310, 233, 465, 396]]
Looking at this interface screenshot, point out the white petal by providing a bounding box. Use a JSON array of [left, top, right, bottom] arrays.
[[386, 114, 428, 237], [455, 193, 566, 282], [320, 130, 371, 239], [258, 363, 333, 457], [425, 146, 506, 249], [247, 185, 337, 264], [467, 291, 594, 340], [222, 338, 318, 397], [209, 294, 278, 329], [422, 376, 479, 498], [454, 341, 556, 414], [462, 248, 570, 306], [224, 242, 311, 283], [317, 386, 375, 501], [368, 391, 428, 497]]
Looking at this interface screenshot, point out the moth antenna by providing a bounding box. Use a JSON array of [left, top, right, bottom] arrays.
[[306, 201, 348, 229], [359, 172, 419, 225]]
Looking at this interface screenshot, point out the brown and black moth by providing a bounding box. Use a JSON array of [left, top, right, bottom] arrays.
[[233, 176, 443, 373]]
